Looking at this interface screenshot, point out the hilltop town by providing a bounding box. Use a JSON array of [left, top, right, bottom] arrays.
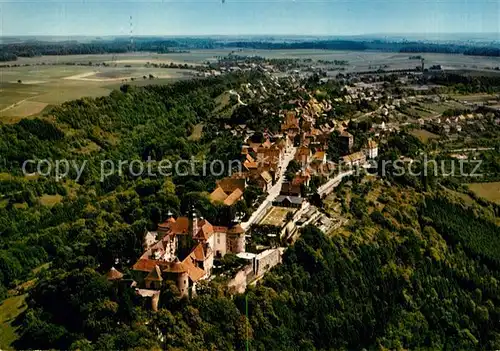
[[99, 57, 500, 311]]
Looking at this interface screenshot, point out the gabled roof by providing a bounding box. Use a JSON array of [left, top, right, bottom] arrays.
[[313, 151, 326, 160], [274, 195, 303, 205], [169, 217, 190, 235], [191, 243, 206, 261], [296, 146, 311, 157], [244, 160, 258, 170], [145, 265, 163, 282], [260, 171, 273, 183], [162, 259, 188, 273], [195, 219, 214, 240], [246, 154, 255, 163], [281, 181, 301, 196], [210, 187, 229, 203], [133, 259, 167, 272], [106, 267, 124, 281], [228, 224, 245, 235], [182, 256, 206, 282], [223, 188, 243, 206], [367, 140, 378, 149], [217, 178, 246, 193], [342, 151, 365, 163]]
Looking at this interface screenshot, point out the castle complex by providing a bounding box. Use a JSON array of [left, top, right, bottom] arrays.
[[130, 213, 246, 303]]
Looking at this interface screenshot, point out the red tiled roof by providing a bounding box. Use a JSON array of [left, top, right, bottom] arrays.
[[182, 256, 206, 282], [223, 188, 243, 206], [213, 226, 228, 233], [162, 260, 188, 273], [217, 178, 246, 193], [106, 267, 124, 281], [210, 186, 228, 203], [195, 219, 214, 241], [191, 243, 206, 261], [228, 224, 245, 234], [244, 160, 258, 170], [170, 217, 190, 235], [133, 259, 165, 272]]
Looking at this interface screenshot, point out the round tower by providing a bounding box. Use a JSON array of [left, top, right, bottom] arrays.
[[227, 223, 245, 253], [169, 259, 190, 297], [177, 271, 189, 297]]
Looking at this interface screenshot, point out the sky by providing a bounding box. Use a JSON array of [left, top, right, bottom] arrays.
[[0, 0, 499, 37]]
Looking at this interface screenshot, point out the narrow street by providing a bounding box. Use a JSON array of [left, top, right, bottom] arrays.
[[241, 146, 297, 230]]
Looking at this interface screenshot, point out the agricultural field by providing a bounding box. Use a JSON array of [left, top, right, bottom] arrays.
[[0, 60, 197, 123], [2, 49, 500, 124], [467, 182, 500, 204], [410, 128, 440, 143], [259, 206, 295, 226]]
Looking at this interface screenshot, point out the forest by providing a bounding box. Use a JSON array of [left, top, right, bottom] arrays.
[[0, 72, 270, 301], [1, 37, 500, 61], [14, 182, 500, 350]]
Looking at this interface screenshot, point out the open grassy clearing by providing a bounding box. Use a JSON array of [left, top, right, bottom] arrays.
[[0, 294, 27, 350], [410, 129, 440, 143], [259, 206, 295, 226], [468, 182, 500, 204], [0, 262, 50, 350], [443, 187, 476, 206], [1, 100, 48, 121], [39, 194, 64, 206], [188, 123, 204, 141], [449, 93, 498, 103]]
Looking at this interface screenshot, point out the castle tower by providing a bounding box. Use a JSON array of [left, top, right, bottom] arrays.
[[227, 223, 245, 253], [177, 271, 189, 297]]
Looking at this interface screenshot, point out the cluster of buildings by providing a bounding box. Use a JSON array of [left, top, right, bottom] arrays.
[[106, 213, 247, 310]]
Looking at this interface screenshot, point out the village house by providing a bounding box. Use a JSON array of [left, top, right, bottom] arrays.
[[273, 195, 305, 208], [342, 151, 366, 168], [366, 140, 378, 159], [280, 180, 302, 197], [339, 131, 354, 154], [312, 150, 327, 164], [209, 176, 246, 205], [251, 170, 273, 192], [295, 146, 312, 166], [281, 111, 300, 135]]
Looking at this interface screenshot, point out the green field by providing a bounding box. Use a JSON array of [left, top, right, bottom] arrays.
[[411, 129, 440, 143], [468, 182, 500, 204], [0, 294, 27, 350], [0, 55, 198, 123]]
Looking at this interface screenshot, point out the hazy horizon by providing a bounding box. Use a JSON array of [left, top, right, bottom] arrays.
[[1, 0, 499, 38]]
